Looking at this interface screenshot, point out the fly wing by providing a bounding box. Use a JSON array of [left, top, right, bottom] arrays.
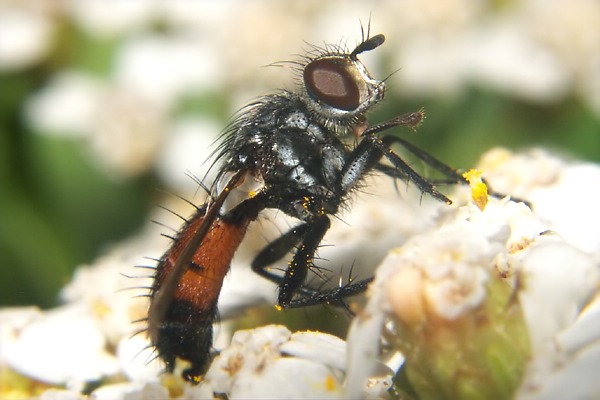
[[147, 170, 245, 343]]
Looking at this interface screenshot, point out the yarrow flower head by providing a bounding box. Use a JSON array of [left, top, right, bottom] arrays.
[[346, 148, 600, 400]]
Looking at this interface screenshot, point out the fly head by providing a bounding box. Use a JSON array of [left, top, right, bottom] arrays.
[[302, 33, 386, 131]]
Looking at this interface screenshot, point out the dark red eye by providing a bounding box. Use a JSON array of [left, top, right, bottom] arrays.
[[304, 58, 360, 111]]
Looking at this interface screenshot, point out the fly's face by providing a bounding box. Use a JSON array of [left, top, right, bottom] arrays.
[[302, 34, 386, 128]]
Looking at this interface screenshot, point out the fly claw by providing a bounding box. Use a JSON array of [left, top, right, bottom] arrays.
[[148, 27, 469, 383]]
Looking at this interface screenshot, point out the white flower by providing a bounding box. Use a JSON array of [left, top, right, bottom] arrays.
[[0, 304, 118, 388], [25, 70, 168, 178], [0, 223, 169, 394], [462, 21, 569, 102], [113, 35, 224, 109], [479, 148, 600, 255], [154, 117, 223, 193], [346, 148, 600, 399], [86, 88, 168, 178], [201, 325, 362, 399], [90, 381, 169, 400], [382, 0, 600, 112], [524, 0, 600, 116], [25, 71, 105, 137], [0, 8, 54, 71], [60, 222, 172, 346], [66, 0, 158, 39], [38, 389, 85, 400], [116, 334, 163, 384]]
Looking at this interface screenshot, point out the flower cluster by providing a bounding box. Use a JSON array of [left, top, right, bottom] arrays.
[[347, 148, 600, 399], [1, 148, 599, 399], [2, 1, 599, 398]]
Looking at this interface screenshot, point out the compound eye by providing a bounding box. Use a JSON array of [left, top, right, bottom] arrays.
[[304, 58, 360, 111]]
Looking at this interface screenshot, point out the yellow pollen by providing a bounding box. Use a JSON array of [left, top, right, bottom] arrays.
[[325, 374, 337, 391], [463, 169, 489, 210]]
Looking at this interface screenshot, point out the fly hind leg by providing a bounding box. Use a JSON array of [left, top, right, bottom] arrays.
[[251, 216, 372, 310]]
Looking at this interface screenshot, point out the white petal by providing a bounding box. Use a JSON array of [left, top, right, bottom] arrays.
[[39, 389, 85, 400], [280, 331, 346, 372], [1, 304, 118, 385], [529, 164, 600, 255], [345, 249, 401, 399], [230, 358, 342, 399], [517, 297, 600, 400], [558, 296, 600, 356], [205, 325, 353, 398], [514, 237, 598, 352], [117, 335, 162, 383], [90, 382, 168, 400]]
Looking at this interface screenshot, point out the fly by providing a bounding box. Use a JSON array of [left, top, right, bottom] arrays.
[[146, 27, 467, 383]]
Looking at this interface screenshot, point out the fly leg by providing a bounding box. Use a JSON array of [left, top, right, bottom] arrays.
[[382, 135, 464, 181], [359, 112, 515, 198], [251, 216, 372, 309], [341, 132, 452, 204], [377, 135, 526, 202]]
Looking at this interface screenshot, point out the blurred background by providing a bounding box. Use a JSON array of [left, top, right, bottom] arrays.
[[1, 0, 599, 309]]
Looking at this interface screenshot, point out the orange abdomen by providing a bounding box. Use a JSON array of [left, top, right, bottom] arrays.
[[161, 215, 249, 314], [150, 209, 251, 379]]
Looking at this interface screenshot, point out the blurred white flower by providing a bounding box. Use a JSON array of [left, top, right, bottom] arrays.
[[116, 334, 163, 384], [0, 222, 171, 395], [66, 0, 159, 39], [90, 381, 169, 400], [38, 389, 85, 400], [159, 0, 237, 34], [525, 0, 600, 115], [463, 21, 568, 102], [0, 8, 54, 71], [25, 70, 168, 178], [218, 263, 278, 320], [60, 221, 173, 346], [86, 88, 168, 178], [25, 71, 104, 137], [381, 0, 600, 111], [154, 117, 223, 193], [113, 34, 224, 108], [0, 304, 118, 388]]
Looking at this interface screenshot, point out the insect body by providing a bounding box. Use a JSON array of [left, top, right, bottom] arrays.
[[148, 31, 458, 382]]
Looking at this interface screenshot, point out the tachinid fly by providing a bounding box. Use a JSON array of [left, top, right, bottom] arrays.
[[147, 28, 463, 383]]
